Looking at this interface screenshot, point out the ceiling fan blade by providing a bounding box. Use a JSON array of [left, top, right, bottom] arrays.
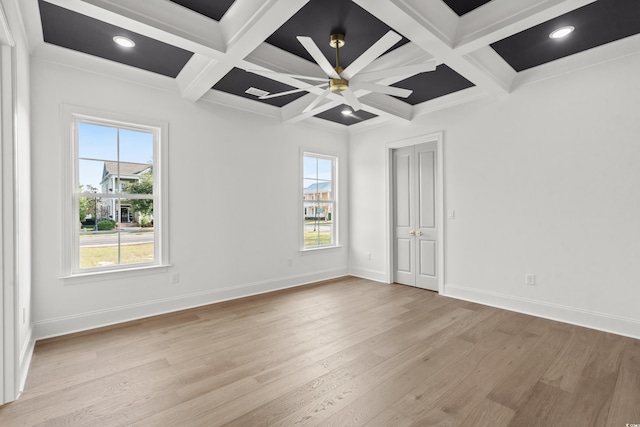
[[341, 88, 362, 112], [297, 36, 341, 79], [245, 69, 328, 83], [341, 30, 403, 80], [259, 83, 328, 100], [302, 87, 332, 113], [353, 62, 437, 82], [352, 82, 413, 98]]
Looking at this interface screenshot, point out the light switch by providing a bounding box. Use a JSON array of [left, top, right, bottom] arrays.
[[447, 210, 455, 219]]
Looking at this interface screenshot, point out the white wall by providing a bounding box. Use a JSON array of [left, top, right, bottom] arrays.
[[1, 0, 32, 401], [350, 52, 640, 338], [30, 58, 349, 338]]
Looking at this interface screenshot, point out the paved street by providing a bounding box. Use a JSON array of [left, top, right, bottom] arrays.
[[80, 230, 154, 247]]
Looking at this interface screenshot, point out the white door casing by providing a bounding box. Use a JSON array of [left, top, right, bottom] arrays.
[[0, 1, 16, 404], [387, 133, 444, 293]]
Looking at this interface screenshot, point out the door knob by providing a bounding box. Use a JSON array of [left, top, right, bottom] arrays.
[[416, 231, 423, 236], [409, 231, 415, 236]]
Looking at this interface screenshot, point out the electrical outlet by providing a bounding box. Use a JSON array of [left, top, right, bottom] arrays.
[[526, 274, 536, 286], [367, 252, 372, 261], [172, 273, 180, 284], [287, 258, 293, 267]]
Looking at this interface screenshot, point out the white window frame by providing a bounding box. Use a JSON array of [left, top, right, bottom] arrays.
[[60, 105, 169, 282], [300, 151, 338, 251]]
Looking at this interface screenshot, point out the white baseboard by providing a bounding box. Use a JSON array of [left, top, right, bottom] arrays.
[[348, 267, 388, 283], [444, 283, 640, 340], [34, 268, 349, 340], [18, 327, 35, 398]]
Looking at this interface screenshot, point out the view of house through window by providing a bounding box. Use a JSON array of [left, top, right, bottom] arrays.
[[77, 121, 156, 270], [303, 153, 336, 248]]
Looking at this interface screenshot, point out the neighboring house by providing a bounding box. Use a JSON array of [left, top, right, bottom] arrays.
[[100, 161, 151, 223], [303, 181, 332, 220]]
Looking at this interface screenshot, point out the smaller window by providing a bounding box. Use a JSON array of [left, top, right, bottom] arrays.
[[302, 153, 337, 249]]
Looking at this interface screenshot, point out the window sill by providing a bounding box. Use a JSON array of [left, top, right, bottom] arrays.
[[61, 264, 170, 285], [299, 245, 343, 253]]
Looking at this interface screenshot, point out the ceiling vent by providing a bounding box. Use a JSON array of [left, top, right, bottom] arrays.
[[245, 87, 270, 97]]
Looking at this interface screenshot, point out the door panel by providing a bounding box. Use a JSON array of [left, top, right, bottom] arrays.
[[393, 142, 439, 291], [418, 150, 435, 229], [419, 239, 437, 277], [396, 239, 412, 272], [393, 147, 415, 286], [395, 152, 411, 227]]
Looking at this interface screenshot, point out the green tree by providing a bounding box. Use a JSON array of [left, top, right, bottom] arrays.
[[122, 172, 153, 216], [79, 184, 98, 222]]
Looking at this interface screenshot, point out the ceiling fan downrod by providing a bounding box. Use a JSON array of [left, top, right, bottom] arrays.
[[329, 34, 348, 93]]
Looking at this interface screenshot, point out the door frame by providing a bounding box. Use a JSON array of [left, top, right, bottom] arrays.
[[385, 132, 445, 293], [0, 2, 17, 404]]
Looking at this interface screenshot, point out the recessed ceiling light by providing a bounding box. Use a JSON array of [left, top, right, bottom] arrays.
[[549, 26, 575, 39], [341, 109, 352, 115], [113, 36, 135, 48]]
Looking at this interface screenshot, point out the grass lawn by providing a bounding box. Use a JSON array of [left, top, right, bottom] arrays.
[[80, 243, 154, 268], [304, 231, 331, 246]]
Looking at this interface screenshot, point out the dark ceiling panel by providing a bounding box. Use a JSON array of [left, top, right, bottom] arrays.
[[314, 105, 377, 126], [265, 0, 409, 69], [212, 68, 307, 107], [38, 0, 193, 78], [392, 65, 474, 105], [491, 0, 640, 72], [442, 0, 493, 16], [167, 0, 236, 21]]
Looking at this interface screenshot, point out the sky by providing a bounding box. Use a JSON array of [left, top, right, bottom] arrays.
[[78, 121, 153, 190], [303, 155, 333, 192]]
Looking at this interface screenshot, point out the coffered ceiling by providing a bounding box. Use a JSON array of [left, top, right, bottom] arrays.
[[21, 0, 640, 128]]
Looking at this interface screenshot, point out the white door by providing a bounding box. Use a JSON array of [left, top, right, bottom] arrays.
[[393, 142, 439, 291]]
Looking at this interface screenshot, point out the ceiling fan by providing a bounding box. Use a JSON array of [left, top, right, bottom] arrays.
[[247, 30, 436, 114]]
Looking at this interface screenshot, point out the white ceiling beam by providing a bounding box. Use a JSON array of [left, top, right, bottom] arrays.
[[412, 86, 486, 118], [178, 0, 310, 102], [462, 46, 517, 93], [512, 32, 640, 90], [33, 43, 177, 93], [454, 0, 598, 55], [281, 95, 340, 124], [49, 0, 227, 56], [221, 0, 309, 55], [176, 54, 223, 102], [244, 42, 326, 79], [352, 0, 511, 97], [358, 92, 413, 123]]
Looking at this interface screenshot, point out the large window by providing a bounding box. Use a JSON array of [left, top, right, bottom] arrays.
[[62, 107, 168, 277], [302, 153, 337, 249]]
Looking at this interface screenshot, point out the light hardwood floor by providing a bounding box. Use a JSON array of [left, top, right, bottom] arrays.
[[1, 276, 639, 426]]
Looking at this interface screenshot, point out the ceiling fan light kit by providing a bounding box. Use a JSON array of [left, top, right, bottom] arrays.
[[248, 30, 436, 115]]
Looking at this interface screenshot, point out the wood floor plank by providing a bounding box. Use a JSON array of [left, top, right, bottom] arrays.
[[506, 381, 569, 427], [271, 338, 475, 426], [313, 338, 475, 426], [582, 332, 627, 384], [622, 336, 640, 372], [606, 366, 640, 427], [393, 330, 512, 419], [221, 352, 386, 427], [458, 398, 514, 427], [548, 375, 614, 427], [540, 326, 598, 392], [1, 276, 638, 427], [487, 327, 572, 409], [364, 408, 413, 427]]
